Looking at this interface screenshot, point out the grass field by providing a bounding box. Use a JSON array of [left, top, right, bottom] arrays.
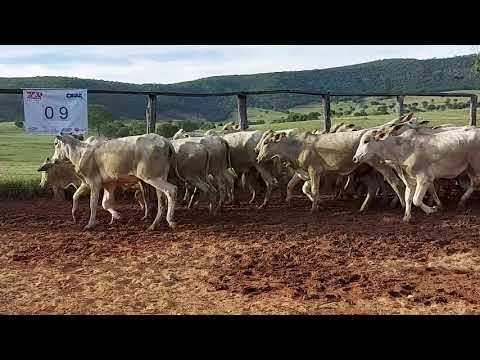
[[250, 108, 475, 132]]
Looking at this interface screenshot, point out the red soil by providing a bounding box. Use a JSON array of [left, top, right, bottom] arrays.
[[1, 193, 480, 314]]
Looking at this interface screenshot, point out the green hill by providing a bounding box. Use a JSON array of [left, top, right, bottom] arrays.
[[0, 54, 479, 122]]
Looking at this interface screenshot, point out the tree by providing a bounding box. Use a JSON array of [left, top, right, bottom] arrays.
[[156, 122, 181, 138], [116, 127, 131, 138], [421, 101, 429, 109], [376, 105, 389, 115], [474, 53, 480, 74], [89, 104, 113, 135]]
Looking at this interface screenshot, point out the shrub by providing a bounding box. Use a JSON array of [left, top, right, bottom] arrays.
[[200, 122, 216, 130], [156, 122, 181, 138], [353, 110, 368, 117], [116, 127, 131, 138], [14, 120, 24, 128]]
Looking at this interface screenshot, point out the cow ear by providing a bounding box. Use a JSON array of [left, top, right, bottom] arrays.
[[55, 135, 63, 141], [37, 162, 52, 172], [376, 132, 388, 140], [403, 113, 414, 122]]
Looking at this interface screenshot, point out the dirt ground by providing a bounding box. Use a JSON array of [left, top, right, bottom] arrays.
[[1, 192, 480, 315]]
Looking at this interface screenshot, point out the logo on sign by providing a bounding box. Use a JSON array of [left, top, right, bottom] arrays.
[[66, 93, 83, 99], [26, 91, 43, 100]]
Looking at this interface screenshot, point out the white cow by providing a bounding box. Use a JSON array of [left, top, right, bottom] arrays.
[[353, 125, 480, 222], [51, 133, 178, 231]]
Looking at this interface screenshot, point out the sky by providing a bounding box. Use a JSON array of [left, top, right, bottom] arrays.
[[0, 45, 478, 85]]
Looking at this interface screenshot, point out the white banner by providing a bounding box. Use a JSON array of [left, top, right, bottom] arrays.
[[23, 89, 88, 134]]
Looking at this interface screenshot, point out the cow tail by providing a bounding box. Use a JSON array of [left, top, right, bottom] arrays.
[[224, 141, 238, 179], [205, 150, 211, 183], [241, 172, 247, 191], [168, 142, 185, 184]]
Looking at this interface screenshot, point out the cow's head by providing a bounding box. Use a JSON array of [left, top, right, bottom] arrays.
[[37, 157, 53, 172], [352, 124, 402, 164], [38, 157, 53, 189], [51, 134, 77, 162], [256, 130, 287, 163]]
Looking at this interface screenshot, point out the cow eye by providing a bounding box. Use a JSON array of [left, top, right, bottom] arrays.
[[363, 139, 369, 144]]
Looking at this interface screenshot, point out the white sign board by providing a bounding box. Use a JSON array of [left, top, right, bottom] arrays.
[[23, 89, 88, 134]]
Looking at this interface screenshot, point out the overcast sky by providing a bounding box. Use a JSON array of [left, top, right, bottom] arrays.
[[0, 45, 478, 85]]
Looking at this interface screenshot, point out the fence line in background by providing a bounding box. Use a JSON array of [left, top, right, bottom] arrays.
[[0, 88, 478, 132]]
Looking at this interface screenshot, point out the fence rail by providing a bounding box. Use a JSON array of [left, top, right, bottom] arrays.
[[0, 88, 478, 131]]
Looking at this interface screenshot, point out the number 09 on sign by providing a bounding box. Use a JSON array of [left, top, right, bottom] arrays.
[[43, 105, 69, 121]]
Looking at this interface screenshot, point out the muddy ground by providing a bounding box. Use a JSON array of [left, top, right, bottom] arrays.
[[1, 192, 480, 314]]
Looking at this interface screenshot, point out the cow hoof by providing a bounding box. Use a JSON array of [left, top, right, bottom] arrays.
[[146, 224, 156, 231], [402, 216, 411, 223], [168, 222, 177, 230], [83, 223, 97, 231], [426, 206, 439, 214]]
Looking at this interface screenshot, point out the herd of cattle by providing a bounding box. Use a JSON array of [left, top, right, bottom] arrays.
[[37, 113, 478, 230]]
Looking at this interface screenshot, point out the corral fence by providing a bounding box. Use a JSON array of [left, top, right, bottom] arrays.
[[0, 88, 478, 133], [0, 88, 478, 200]]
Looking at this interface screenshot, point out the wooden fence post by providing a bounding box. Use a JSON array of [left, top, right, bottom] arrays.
[[237, 94, 248, 130], [323, 94, 331, 132], [396, 95, 405, 116], [146, 94, 157, 134], [470, 95, 477, 126]]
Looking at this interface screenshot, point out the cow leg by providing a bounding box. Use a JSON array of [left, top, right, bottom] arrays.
[[145, 178, 177, 231], [308, 167, 321, 212], [183, 184, 191, 203], [428, 183, 443, 209], [52, 186, 65, 201], [72, 182, 89, 223], [458, 174, 475, 209], [188, 188, 199, 209], [255, 165, 277, 209], [192, 178, 217, 215], [102, 184, 121, 225], [301, 181, 315, 203], [84, 184, 101, 230], [138, 181, 150, 220], [369, 162, 405, 208], [215, 177, 227, 208], [359, 181, 377, 213], [247, 179, 256, 205], [286, 173, 303, 206], [135, 190, 144, 210], [403, 182, 416, 223], [413, 177, 438, 215]]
